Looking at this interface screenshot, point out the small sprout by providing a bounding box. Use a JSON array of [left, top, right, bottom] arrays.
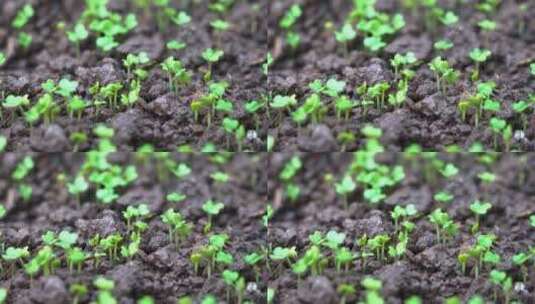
[[440, 11, 459, 26], [434, 39, 454, 51], [530, 214, 535, 227], [364, 36, 386, 52], [279, 4, 302, 29], [429, 56, 459, 95], [334, 174, 356, 210], [166, 40, 186, 50], [122, 204, 150, 232], [202, 200, 224, 232], [171, 163, 192, 179], [337, 283, 356, 304], [201, 48, 224, 80], [390, 204, 417, 232], [161, 57, 191, 94], [0, 52, 6, 66], [334, 23, 356, 55], [440, 163, 459, 178], [434, 191, 454, 203], [12, 4, 34, 29], [211, 171, 229, 183], [161, 209, 191, 248], [469, 200, 492, 233], [390, 52, 417, 79], [67, 175, 89, 202], [428, 208, 458, 244], [67, 23, 89, 56], [469, 48, 492, 80], [166, 192, 186, 203], [478, 19, 497, 32], [489, 270, 512, 303], [489, 117, 507, 149], [18, 32, 32, 49]]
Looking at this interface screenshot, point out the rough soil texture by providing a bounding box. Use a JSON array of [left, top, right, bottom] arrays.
[[268, 153, 535, 303], [0, 0, 267, 151], [0, 153, 267, 303], [268, 0, 535, 152]]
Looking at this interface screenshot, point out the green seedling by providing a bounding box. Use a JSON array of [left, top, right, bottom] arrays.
[[335, 247, 355, 272], [279, 157, 302, 182], [390, 204, 417, 232], [270, 246, 297, 267], [489, 270, 512, 304], [244, 252, 264, 282], [67, 175, 89, 202], [166, 192, 186, 203], [429, 56, 459, 95], [279, 4, 301, 29], [70, 283, 88, 304], [99, 233, 123, 262], [271, 95, 297, 121], [3, 95, 30, 117], [245, 100, 263, 130], [166, 40, 186, 51], [428, 208, 458, 244], [512, 100, 533, 131], [12, 4, 34, 29], [121, 232, 141, 260], [0, 52, 6, 66], [263, 52, 273, 76], [434, 191, 454, 203], [334, 23, 356, 55], [334, 174, 356, 210], [122, 204, 150, 232], [361, 276, 384, 304], [221, 118, 240, 150], [337, 283, 356, 304], [93, 277, 117, 304], [67, 96, 88, 119], [18, 32, 32, 49], [390, 52, 417, 79], [210, 19, 230, 46], [222, 270, 239, 303], [67, 23, 89, 56], [469, 200, 491, 233], [161, 57, 191, 94], [12, 156, 34, 181], [66, 247, 87, 272], [488, 117, 509, 150], [2, 246, 29, 276], [367, 234, 390, 261], [161, 209, 191, 248], [434, 39, 454, 51], [123, 52, 149, 77], [201, 48, 224, 80], [469, 48, 492, 80], [202, 200, 224, 232]]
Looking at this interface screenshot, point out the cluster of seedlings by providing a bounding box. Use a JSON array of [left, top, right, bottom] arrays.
[[0, 0, 267, 151], [267, 151, 535, 303], [268, 0, 535, 151], [0, 152, 268, 303]]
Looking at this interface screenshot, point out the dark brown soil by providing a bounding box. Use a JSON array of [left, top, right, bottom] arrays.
[[1, 0, 267, 151], [0, 153, 267, 303], [267, 153, 535, 303], [268, 0, 535, 152]]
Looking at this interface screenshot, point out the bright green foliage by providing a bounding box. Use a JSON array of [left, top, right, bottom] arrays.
[[166, 40, 186, 50], [279, 4, 302, 29], [390, 52, 417, 78], [478, 19, 497, 31], [67, 23, 89, 53], [469, 200, 492, 232], [335, 174, 356, 209], [12, 156, 34, 181], [202, 48, 224, 63], [202, 200, 224, 232], [161, 56, 191, 93], [428, 56, 459, 95], [0, 52, 6, 66], [161, 208, 191, 247], [210, 19, 230, 31], [434, 39, 453, 51], [12, 4, 34, 29], [67, 175, 89, 198], [428, 208, 458, 244], [166, 192, 186, 203], [2, 246, 30, 261]]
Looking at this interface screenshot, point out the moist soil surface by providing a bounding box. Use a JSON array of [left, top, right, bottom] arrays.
[[0, 153, 267, 303], [268, 0, 535, 152], [267, 153, 535, 303], [1, 0, 267, 151]]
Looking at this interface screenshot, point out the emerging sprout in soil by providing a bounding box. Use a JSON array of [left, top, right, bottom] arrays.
[[489, 117, 511, 150], [489, 270, 512, 304], [67, 23, 89, 56], [166, 192, 186, 203], [166, 40, 186, 51], [390, 204, 417, 232], [161, 209, 191, 248], [0, 52, 6, 66], [123, 52, 150, 77], [279, 4, 302, 49], [161, 57, 191, 94], [469, 200, 492, 233], [469, 48, 492, 80], [335, 23, 356, 55], [428, 56, 459, 95], [390, 52, 417, 79], [428, 208, 458, 244], [434, 39, 454, 51], [12, 4, 34, 29], [201, 48, 224, 80], [202, 200, 224, 232], [361, 276, 384, 304], [334, 174, 356, 210], [93, 276, 117, 304], [67, 175, 89, 202], [122, 204, 150, 232]]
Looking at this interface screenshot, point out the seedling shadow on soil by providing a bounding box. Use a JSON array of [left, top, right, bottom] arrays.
[[0, 1, 267, 152], [267, 1, 535, 152], [0, 153, 267, 303], [267, 152, 535, 304]]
